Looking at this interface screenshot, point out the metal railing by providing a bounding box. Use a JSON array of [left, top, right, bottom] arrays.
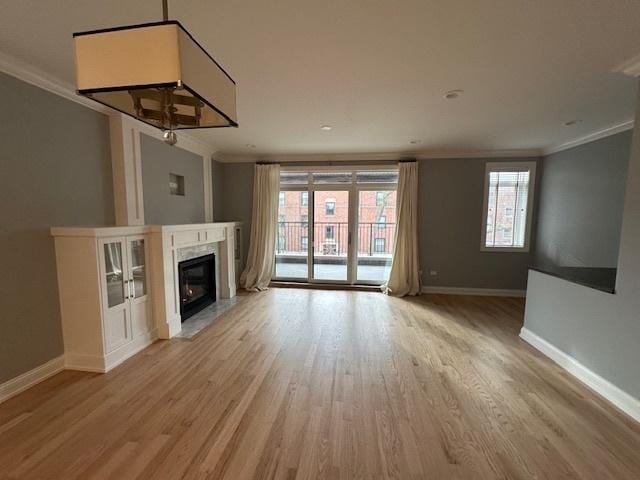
[[276, 222, 395, 256]]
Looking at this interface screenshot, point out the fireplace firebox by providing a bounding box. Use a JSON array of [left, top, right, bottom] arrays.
[[178, 254, 216, 321]]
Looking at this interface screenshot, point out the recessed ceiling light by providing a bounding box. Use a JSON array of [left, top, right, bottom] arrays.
[[320, 125, 333, 131], [563, 120, 581, 127], [246, 143, 256, 148], [444, 89, 464, 100]]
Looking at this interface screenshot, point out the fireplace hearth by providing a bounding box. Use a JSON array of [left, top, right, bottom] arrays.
[[178, 254, 216, 321]]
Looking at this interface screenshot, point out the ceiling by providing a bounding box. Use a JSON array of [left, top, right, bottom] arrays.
[[2, 0, 640, 158]]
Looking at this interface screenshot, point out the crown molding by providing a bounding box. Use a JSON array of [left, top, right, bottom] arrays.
[[216, 148, 542, 164], [0, 50, 109, 113], [2, 49, 634, 162], [0, 50, 219, 154], [613, 53, 640, 77], [542, 120, 634, 156]]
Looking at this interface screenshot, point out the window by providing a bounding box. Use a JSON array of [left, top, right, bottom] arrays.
[[312, 172, 353, 184], [301, 191, 308, 206], [301, 236, 308, 250], [278, 235, 286, 251], [376, 192, 386, 206], [279, 192, 285, 207], [379, 215, 386, 224], [280, 172, 309, 185], [325, 225, 335, 239], [278, 215, 285, 223], [356, 171, 399, 184], [325, 200, 336, 215], [301, 214, 308, 224], [374, 238, 386, 253], [482, 162, 536, 251]]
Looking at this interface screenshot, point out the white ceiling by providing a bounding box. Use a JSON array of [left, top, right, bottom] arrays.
[[1, 0, 640, 158]]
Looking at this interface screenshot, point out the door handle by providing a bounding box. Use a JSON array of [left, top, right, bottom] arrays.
[[124, 279, 134, 300]]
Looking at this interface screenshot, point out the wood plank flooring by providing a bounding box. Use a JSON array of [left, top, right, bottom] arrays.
[[1, 289, 639, 479]]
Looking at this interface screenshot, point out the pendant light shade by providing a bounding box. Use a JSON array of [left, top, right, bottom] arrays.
[[73, 21, 237, 130]]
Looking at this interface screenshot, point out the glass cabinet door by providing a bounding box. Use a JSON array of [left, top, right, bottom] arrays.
[[103, 241, 125, 308], [129, 239, 147, 299]]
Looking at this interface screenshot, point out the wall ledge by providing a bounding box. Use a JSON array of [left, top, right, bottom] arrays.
[[520, 327, 640, 423]]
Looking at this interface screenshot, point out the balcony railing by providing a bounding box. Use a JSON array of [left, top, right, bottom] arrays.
[[276, 222, 395, 256]]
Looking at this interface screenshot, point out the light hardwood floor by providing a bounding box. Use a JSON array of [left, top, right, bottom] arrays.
[[1, 289, 639, 479]]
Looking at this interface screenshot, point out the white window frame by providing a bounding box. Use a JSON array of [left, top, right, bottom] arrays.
[[481, 161, 537, 253]]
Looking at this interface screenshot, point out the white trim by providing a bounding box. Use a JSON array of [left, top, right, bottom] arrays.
[[64, 353, 107, 373], [520, 327, 640, 423], [0, 52, 218, 225], [480, 161, 537, 253], [0, 355, 65, 404], [2, 49, 634, 166], [542, 120, 634, 156], [217, 149, 542, 164], [112, 113, 218, 225], [421, 286, 526, 297], [65, 331, 158, 373], [104, 330, 157, 372], [613, 53, 640, 77], [0, 51, 219, 153], [0, 51, 109, 114]]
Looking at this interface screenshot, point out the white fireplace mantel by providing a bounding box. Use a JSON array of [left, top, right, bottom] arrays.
[[148, 222, 241, 338]]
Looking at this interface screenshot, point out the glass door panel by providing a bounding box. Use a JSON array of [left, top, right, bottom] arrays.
[[103, 241, 126, 308], [313, 190, 349, 282], [275, 190, 309, 279], [357, 190, 396, 284], [129, 239, 147, 298]]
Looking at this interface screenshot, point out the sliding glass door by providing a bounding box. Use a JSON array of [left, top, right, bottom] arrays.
[[274, 168, 398, 285]]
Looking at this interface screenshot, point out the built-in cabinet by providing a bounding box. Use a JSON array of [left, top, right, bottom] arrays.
[[52, 226, 154, 373], [52, 222, 242, 373]]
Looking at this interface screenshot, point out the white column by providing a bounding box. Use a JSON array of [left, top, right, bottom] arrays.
[[110, 113, 145, 226]]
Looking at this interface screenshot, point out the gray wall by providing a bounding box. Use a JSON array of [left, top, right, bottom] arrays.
[[419, 157, 540, 290], [141, 134, 205, 225], [535, 131, 631, 268], [0, 72, 114, 383], [214, 158, 539, 290], [524, 83, 640, 401], [211, 161, 253, 263]]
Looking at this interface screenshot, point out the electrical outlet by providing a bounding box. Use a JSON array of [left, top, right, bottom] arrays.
[[429, 270, 438, 276]]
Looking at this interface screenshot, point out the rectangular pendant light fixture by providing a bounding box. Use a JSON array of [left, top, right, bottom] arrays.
[[73, 21, 237, 130]]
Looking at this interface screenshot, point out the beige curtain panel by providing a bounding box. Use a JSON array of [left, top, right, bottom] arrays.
[[240, 163, 281, 291], [383, 161, 421, 296]]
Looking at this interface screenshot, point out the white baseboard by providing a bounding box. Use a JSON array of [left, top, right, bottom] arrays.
[[64, 353, 107, 373], [1, 332, 158, 404], [422, 286, 526, 298], [0, 355, 65, 404], [104, 330, 157, 371], [66, 330, 158, 374], [520, 327, 640, 423]]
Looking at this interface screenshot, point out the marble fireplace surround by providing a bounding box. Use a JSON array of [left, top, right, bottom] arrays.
[[149, 223, 240, 339]]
